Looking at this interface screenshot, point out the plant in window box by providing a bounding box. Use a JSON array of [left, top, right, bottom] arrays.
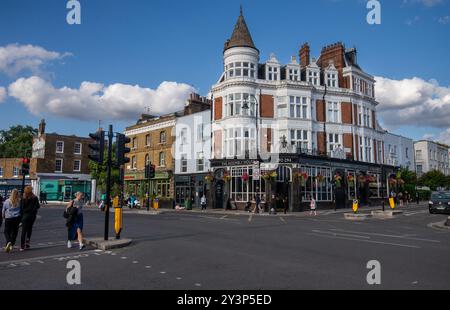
[[334, 173, 342, 188], [269, 171, 278, 180]]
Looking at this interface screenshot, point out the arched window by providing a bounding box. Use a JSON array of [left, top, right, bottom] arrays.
[[160, 131, 166, 144]]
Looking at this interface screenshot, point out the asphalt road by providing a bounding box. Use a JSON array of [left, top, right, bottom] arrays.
[[0, 204, 449, 290]]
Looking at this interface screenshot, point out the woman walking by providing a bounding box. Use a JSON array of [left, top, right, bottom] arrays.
[[20, 186, 40, 251], [2, 189, 22, 253], [66, 192, 86, 250], [309, 194, 317, 216]]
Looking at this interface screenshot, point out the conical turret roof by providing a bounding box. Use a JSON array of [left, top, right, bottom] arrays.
[[224, 7, 257, 52]]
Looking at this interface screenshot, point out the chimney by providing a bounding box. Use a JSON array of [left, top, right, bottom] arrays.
[[38, 119, 46, 137], [299, 43, 310, 68]]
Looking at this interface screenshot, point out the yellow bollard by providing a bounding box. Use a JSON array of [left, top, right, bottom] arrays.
[[352, 199, 359, 213], [389, 198, 396, 210], [115, 207, 122, 239]]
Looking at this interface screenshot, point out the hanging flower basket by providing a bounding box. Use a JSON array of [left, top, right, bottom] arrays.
[[389, 178, 397, 186], [366, 175, 376, 183], [358, 175, 367, 183], [294, 172, 309, 185], [262, 172, 271, 180], [334, 173, 342, 188], [316, 173, 325, 184], [205, 173, 214, 183], [223, 171, 231, 182], [241, 172, 250, 182], [270, 171, 278, 179], [347, 174, 355, 185]]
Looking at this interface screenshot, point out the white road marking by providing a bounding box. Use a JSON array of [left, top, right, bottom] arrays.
[[121, 257, 128, 260], [176, 277, 182, 280], [280, 217, 286, 224], [160, 271, 166, 274], [0, 250, 99, 267], [145, 266, 152, 269], [195, 283, 202, 287], [330, 229, 440, 243], [312, 230, 371, 240], [405, 211, 428, 217], [221, 215, 228, 219], [132, 261, 139, 264], [248, 214, 253, 223], [308, 233, 421, 249]]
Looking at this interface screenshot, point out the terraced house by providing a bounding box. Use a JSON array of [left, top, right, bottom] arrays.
[[209, 8, 398, 211]]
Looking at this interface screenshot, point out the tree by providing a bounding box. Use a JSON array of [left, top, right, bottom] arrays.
[[0, 125, 37, 158], [418, 170, 448, 191]]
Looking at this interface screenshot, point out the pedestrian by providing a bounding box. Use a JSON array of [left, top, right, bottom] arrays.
[[200, 195, 207, 210], [283, 197, 288, 214], [2, 189, 22, 253], [255, 194, 262, 213], [0, 194, 3, 228], [20, 186, 40, 251], [398, 192, 404, 207], [309, 194, 317, 216], [404, 191, 409, 206], [416, 191, 420, 205], [39, 191, 44, 204], [66, 192, 86, 250], [43, 192, 48, 205]]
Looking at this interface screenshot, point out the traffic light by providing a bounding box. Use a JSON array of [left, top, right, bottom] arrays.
[[88, 130, 105, 164], [145, 164, 156, 179], [21, 158, 30, 176], [116, 133, 131, 166]]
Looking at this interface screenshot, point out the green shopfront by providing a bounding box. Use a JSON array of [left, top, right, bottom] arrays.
[[38, 177, 92, 202], [124, 170, 173, 206]]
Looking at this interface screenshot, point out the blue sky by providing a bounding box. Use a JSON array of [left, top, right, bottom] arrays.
[[0, 0, 449, 143]]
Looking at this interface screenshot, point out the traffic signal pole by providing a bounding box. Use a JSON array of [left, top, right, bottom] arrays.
[[104, 125, 113, 241]]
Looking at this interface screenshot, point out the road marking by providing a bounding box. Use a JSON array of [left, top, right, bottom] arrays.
[[0, 250, 99, 267], [312, 230, 371, 240], [330, 229, 440, 243], [160, 271, 166, 274], [248, 214, 253, 223], [132, 261, 139, 264], [195, 283, 202, 287], [121, 257, 128, 260], [280, 217, 286, 224], [405, 211, 428, 217], [221, 215, 228, 219], [308, 233, 420, 249], [145, 266, 152, 269], [176, 277, 182, 280]]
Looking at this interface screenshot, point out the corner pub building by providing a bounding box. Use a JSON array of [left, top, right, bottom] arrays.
[[209, 9, 397, 211]]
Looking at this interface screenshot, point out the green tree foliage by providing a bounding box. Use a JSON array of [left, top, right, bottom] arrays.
[[0, 125, 37, 158], [418, 170, 449, 191], [88, 142, 122, 197]]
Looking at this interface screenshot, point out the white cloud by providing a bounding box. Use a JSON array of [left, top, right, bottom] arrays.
[[8, 76, 195, 121], [438, 16, 450, 24], [403, 0, 444, 7], [375, 76, 450, 129], [0, 87, 6, 103], [436, 129, 450, 145], [0, 44, 70, 77]]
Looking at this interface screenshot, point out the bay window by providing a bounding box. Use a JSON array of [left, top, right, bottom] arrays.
[[289, 96, 309, 119], [327, 101, 340, 123]]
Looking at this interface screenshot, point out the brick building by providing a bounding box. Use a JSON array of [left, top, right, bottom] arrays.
[[124, 93, 210, 206], [209, 9, 398, 211], [31, 120, 93, 201], [0, 158, 34, 198]]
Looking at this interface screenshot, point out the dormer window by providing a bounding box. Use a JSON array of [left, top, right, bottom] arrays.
[[308, 70, 319, 86], [268, 66, 278, 81], [288, 68, 299, 81], [327, 73, 337, 88]]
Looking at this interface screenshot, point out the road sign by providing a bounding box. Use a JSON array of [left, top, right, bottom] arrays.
[[253, 168, 261, 181]]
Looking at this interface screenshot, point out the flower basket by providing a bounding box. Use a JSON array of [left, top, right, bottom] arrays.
[[358, 175, 367, 183], [316, 174, 325, 184], [262, 172, 271, 180], [334, 174, 342, 188], [241, 172, 250, 182], [223, 171, 231, 182], [347, 174, 355, 186], [270, 171, 278, 179], [205, 173, 214, 183]]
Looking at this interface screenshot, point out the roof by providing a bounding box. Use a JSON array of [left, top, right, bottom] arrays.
[[223, 7, 257, 52]]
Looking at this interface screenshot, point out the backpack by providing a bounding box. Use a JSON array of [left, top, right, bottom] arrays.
[[63, 201, 75, 219]]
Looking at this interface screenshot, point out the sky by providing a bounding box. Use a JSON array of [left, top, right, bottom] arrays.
[[0, 0, 449, 144]]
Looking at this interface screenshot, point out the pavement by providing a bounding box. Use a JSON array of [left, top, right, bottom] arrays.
[[0, 203, 449, 290]]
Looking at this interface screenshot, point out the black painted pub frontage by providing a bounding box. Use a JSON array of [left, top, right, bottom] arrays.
[[209, 154, 398, 212]]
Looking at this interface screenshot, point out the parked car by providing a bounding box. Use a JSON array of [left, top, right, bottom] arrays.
[[429, 192, 450, 214]]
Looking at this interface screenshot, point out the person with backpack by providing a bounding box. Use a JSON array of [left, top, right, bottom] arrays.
[[3, 189, 22, 253], [0, 194, 3, 228], [20, 186, 40, 251], [65, 192, 86, 250]]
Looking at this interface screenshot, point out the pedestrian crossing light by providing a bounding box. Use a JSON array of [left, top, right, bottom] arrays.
[[116, 133, 131, 166], [21, 158, 30, 176], [88, 130, 105, 164]]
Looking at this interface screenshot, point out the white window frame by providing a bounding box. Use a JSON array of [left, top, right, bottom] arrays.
[[159, 152, 166, 167], [56, 141, 64, 154], [180, 154, 187, 173], [308, 70, 319, 86], [55, 159, 63, 173], [290, 130, 309, 151], [13, 167, 19, 177], [226, 62, 256, 79], [288, 67, 300, 81], [327, 101, 340, 123], [131, 156, 137, 170], [145, 134, 151, 147], [0, 167, 3, 178], [73, 160, 81, 172], [74, 142, 82, 155], [327, 133, 342, 153], [327, 72, 338, 88], [196, 152, 204, 172], [267, 66, 279, 81]]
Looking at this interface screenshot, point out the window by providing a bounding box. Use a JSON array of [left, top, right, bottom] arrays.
[[145, 134, 151, 147], [226, 93, 257, 117], [288, 68, 299, 81], [180, 154, 187, 173], [359, 137, 364, 161], [290, 130, 309, 151], [73, 160, 81, 172], [308, 70, 319, 85], [226, 62, 255, 79], [0, 167, 3, 177], [365, 137, 373, 162], [74, 143, 82, 155], [13, 167, 19, 177], [405, 148, 409, 159], [224, 127, 256, 158], [197, 124, 203, 141], [378, 142, 383, 164], [417, 165, 423, 174], [415, 150, 422, 160], [268, 66, 278, 81], [289, 96, 309, 119], [159, 131, 166, 144], [180, 128, 188, 145], [145, 154, 150, 165], [132, 137, 138, 149], [353, 77, 361, 93], [131, 156, 137, 170], [359, 107, 372, 127], [327, 102, 340, 123], [327, 72, 337, 88], [156, 179, 170, 198], [299, 166, 333, 202], [328, 134, 342, 152], [197, 152, 204, 172], [159, 152, 166, 167], [55, 159, 63, 173], [230, 167, 265, 203], [56, 141, 64, 153]]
